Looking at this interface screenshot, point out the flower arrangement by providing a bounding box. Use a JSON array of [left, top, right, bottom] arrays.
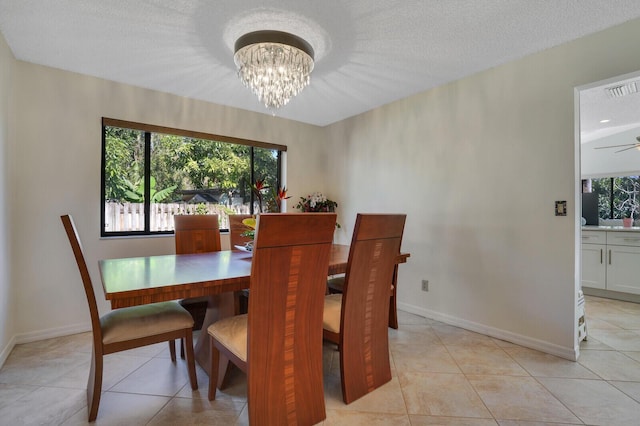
[[296, 192, 340, 227], [295, 192, 338, 212]]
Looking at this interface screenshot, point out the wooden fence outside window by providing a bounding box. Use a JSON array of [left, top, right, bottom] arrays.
[[104, 202, 251, 232]]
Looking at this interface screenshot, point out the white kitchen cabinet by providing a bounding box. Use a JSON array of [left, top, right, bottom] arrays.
[[581, 231, 607, 290], [606, 232, 640, 295], [581, 242, 606, 289], [581, 229, 640, 295]]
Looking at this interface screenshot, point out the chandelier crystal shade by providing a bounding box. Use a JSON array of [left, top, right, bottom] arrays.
[[234, 31, 314, 110]]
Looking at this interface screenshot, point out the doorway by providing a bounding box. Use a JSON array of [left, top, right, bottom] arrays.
[[575, 71, 640, 357]]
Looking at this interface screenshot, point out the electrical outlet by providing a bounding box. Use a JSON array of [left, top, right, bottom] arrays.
[[421, 279, 429, 292]]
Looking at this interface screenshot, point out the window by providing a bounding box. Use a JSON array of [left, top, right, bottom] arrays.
[[586, 176, 640, 220], [101, 118, 285, 236]]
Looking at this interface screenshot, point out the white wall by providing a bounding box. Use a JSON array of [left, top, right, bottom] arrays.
[[7, 61, 327, 345], [0, 30, 14, 365], [326, 18, 640, 359]]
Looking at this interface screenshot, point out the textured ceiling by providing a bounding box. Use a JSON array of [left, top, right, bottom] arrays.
[[580, 73, 640, 144], [2, 1, 640, 127]]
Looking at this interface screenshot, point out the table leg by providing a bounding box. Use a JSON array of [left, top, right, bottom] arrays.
[[194, 292, 237, 376]]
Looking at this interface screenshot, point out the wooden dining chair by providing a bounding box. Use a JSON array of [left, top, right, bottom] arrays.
[[174, 214, 222, 253], [228, 214, 254, 250], [60, 215, 197, 422], [326, 261, 402, 329], [208, 213, 337, 425], [174, 214, 221, 358], [323, 213, 406, 404]]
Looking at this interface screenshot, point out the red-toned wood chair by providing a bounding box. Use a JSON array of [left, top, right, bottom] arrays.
[[208, 213, 337, 425], [174, 214, 221, 254], [61, 215, 197, 422], [174, 214, 221, 358], [326, 262, 402, 329], [323, 213, 406, 404]]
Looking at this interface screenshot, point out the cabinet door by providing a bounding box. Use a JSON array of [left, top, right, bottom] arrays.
[[581, 244, 606, 289], [607, 245, 640, 295]]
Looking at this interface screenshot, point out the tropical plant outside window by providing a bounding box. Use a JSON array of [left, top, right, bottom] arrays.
[[101, 118, 284, 236], [588, 176, 640, 221]]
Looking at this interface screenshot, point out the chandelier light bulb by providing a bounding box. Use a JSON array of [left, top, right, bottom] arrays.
[[234, 31, 314, 110]]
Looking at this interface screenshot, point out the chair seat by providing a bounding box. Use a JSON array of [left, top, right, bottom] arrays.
[[323, 294, 343, 334], [208, 314, 248, 362], [101, 301, 194, 345]]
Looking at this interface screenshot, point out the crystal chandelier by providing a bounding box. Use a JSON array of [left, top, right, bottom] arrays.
[[234, 31, 314, 110]]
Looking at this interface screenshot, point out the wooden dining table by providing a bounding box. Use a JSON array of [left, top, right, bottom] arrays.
[[99, 244, 409, 375]]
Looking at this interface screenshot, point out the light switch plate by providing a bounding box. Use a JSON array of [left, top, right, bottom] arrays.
[[555, 201, 567, 216]]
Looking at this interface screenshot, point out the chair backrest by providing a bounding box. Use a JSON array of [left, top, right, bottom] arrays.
[[174, 214, 221, 254], [340, 214, 406, 396], [60, 215, 103, 344], [247, 213, 336, 425], [228, 214, 253, 250]]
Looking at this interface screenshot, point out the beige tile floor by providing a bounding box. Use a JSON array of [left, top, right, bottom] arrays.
[[1, 295, 640, 425]]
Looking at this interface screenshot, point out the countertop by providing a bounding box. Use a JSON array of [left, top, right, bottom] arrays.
[[582, 225, 640, 232]]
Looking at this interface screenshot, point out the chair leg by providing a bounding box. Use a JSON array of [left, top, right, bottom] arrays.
[[87, 346, 103, 422], [168, 340, 176, 362], [180, 338, 185, 359], [208, 336, 220, 400], [184, 329, 198, 390]]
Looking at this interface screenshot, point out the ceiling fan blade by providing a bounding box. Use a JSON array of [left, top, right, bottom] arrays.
[[594, 143, 639, 149], [614, 144, 640, 153]]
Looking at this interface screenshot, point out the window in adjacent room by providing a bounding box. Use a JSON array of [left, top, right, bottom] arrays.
[[101, 118, 285, 236], [586, 176, 640, 221]]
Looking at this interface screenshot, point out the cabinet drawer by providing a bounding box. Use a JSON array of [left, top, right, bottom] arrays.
[[607, 232, 640, 247], [581, 231, 606, 244]]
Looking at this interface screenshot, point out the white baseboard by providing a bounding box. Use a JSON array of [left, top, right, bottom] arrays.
[[398, 302, 578, 361], [0, 322, 91, 369], [0, 335, 16, 369], [14, 322, 91, 345]]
